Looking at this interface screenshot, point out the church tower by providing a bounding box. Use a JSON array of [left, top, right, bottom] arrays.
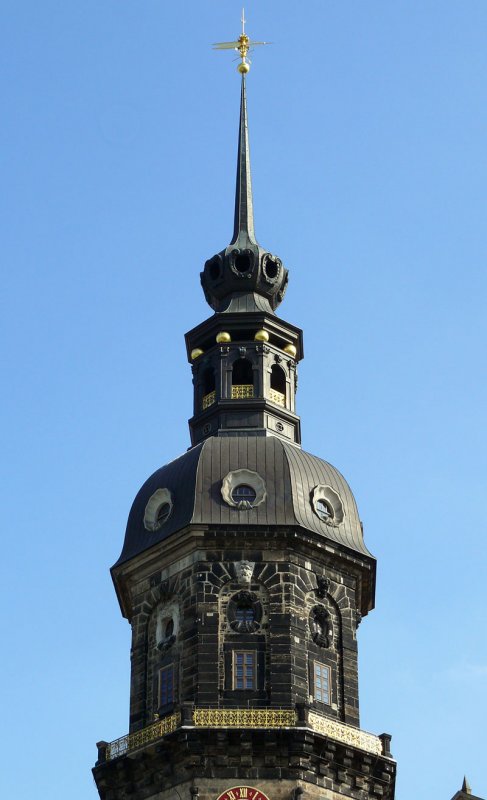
[[93, 23, 397, 800]]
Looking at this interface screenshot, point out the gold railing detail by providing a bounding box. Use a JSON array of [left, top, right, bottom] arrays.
[[231, 384, 254, 399], [308, 712, 382, 755], [106, 712, 181, 761], [202, 390, 216, 409], [193, 708, 297, 728], [103, 708, 384, 762], [269, 388, 285, 407]]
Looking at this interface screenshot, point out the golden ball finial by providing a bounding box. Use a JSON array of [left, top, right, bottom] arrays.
[[238, 61, 250, 74], [284, 344, 297, 358], [191, 348, 204, 360], [216, 331, 232, 344], [255, 330, 269, 343]]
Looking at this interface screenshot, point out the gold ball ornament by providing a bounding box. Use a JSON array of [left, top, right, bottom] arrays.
[[238, 61, 250, 74], [284, 344, 297, 358], [190, 348, 204, 360], [254, 330, 269, 342], [216, 331, 232, 344]]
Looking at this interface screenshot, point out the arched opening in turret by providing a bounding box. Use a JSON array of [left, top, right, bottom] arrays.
[[232, 358, 254, 399], [270, 364, 286, 407], [234, 253, 251, 273], [202, 367, 216, 409]]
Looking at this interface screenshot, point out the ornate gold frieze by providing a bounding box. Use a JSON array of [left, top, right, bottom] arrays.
[[193, 708, 296, 728], [106, 712, 181, 761], [269, 388, 285, 407], [231, 384, 254, 399], [202, 390, 216, 409], [308, 711, 382, 755], [104, 708, 382, 762]]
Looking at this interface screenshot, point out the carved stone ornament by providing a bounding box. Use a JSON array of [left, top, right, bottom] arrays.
[[310, 484, 345, 527], [315, 576, 330, 599], [155, 599, 179, 652], [310, 604, 333, 648], [235, 560, 255, 586], [143, 488, 174, 532], [227, 590, 262, 633], [221, 468, 267, 510]]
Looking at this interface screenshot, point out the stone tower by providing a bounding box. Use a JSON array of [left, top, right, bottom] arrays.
[[93, 64, 397, 800]]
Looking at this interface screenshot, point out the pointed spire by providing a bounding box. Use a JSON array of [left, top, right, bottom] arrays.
[[462, 777, 472, 795], [230, 75, 257, 247]]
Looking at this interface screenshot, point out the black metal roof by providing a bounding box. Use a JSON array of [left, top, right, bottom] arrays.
[[114, 435, 373, 568], [200, 77, 289, 313]]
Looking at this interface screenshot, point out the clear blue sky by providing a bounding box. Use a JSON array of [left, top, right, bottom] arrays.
[[2, 2, 486, 798]]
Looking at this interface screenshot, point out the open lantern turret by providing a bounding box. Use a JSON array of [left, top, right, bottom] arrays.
[[188, 76, 302, 446]]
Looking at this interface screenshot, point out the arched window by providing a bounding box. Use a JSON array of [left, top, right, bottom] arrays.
[[270, 364, 286, 407], [232, 359, 254, 399], [202, 367, 216, 409]]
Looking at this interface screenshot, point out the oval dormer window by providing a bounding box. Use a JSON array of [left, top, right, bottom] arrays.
[[144, 488, 174, 532], [231, 485, 257, 505], [221, 469, 267, 510], [310, 485, 344, 527]]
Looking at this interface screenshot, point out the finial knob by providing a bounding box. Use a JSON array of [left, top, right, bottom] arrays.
[[238, 61, 250, 74]]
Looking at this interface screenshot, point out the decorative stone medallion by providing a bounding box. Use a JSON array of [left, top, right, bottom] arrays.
[[216, 788, 270, 800], [310, 603, 333, 648], [227, 590, 262, 633]]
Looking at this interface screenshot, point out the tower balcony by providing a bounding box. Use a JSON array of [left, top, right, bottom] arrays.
[[96, 705, 391, 764]]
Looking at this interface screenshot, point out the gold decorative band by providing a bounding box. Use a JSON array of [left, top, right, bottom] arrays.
[[104, 708, 383, 761], [308, 711, 382, 755], [106, 711, 181, 761], [193, 708, 297, 728]]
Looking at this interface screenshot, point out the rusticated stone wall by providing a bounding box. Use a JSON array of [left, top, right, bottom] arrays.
[[125, 528, 362, 732]]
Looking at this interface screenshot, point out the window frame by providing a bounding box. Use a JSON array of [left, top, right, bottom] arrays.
[[158, 664, 175, 708], [313, 661, 331, 705], [232, 650, 256, 691]]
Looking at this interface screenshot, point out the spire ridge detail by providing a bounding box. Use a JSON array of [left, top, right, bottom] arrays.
[[231, 76, 257, 248]]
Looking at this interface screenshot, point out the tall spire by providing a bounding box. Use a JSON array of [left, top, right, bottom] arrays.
[[230, 76, 257, 247], [202, 15, 288, 313]]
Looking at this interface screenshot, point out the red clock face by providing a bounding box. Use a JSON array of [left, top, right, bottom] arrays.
[[216, 788, 270, 800]]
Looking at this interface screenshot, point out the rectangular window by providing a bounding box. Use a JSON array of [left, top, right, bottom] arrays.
[[233, 651, 256, 690], [158, 665, 174, 706], [314, 662, 331, 705]]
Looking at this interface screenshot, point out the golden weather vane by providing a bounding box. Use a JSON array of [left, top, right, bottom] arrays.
[[213, 8, 271, 74]]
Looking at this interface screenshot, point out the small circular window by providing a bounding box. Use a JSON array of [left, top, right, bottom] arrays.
[[235, 599, 255, 623], [231, 484, 257, 505], [315, 499, 333, 522], [228, 591, 262, 633]]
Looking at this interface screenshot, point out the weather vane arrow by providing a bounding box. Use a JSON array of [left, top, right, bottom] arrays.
[[213, 8, 271, 73]]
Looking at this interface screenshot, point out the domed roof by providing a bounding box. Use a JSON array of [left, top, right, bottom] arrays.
[[114, 436, 373, 568]]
